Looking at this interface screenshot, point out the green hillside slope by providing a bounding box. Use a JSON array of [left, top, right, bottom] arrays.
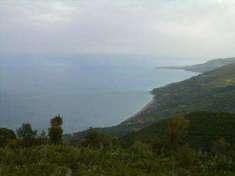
[[122, 112, 235, 151], [124, 63, 235, 127]]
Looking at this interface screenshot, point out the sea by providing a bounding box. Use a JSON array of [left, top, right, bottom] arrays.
[[0, 54, 197, 133]]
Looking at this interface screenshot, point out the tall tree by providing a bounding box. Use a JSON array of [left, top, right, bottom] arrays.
[[50, 115, 63, 127], [49, 115, 63, 144]]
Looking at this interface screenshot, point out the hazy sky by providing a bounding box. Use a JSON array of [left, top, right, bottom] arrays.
[[0, 0, 235, 61]]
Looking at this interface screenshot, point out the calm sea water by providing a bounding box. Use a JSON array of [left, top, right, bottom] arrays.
[[0, 55, 197, 133]]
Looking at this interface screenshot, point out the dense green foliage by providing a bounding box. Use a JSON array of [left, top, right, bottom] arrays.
[[1, 118, 235, 175], [1, 144, 235, 176], [122, 112, 235, 151], [79, 128, 113, 149]]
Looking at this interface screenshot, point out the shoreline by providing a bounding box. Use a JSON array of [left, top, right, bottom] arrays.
[[124, 68, 199, 124]]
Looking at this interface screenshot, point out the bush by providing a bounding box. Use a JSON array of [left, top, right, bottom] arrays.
[[0, 128, 16, 147], [80, 128, 113, 149]]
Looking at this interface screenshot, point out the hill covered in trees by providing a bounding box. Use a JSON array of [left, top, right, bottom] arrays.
[[122, 112, 235, 151], [123, 63, 235, 128], [2, 113, 235, 175]]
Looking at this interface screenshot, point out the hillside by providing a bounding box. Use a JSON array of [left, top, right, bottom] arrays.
[[122, 112, 235, 151], [3, 124, 235, 175], [73, 63, 235, 138], [158, 57, 235, 73], [123, 63, 235, 127]]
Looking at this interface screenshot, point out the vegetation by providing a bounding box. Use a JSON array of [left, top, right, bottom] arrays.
[[0, 128, 16, 147], [1, 112, 235, 175], [17, 123, 37, 147], [49, 115, 63, 144], [122, 112, 235, 151], [1, 143, 235, 176], [80, 128, 113, 149], [123, 63, 235, 129]]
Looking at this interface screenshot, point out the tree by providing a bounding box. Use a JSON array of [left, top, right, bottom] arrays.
[[17, 123, 37, 146], [0, 128, 16, 147], [49, 115, 63, 144], [81, 128, 112, 149], [50, 115, 63, 127], [49, 127, 63, 144]]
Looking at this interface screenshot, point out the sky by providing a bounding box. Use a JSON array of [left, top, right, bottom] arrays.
[[0, 0, 235, 63]]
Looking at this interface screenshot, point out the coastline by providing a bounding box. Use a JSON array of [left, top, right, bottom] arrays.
[[126, 98, 155, 120], [123, 68, 199, 124], [72, 68, 199, 138]]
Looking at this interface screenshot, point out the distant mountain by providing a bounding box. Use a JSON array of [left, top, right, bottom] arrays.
[[124, 63, 235, 127], [121, 112, 235, 151], [158, 57, 235, 73]]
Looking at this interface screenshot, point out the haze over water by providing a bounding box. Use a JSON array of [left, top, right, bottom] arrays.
[[0, 54, 197, 133]]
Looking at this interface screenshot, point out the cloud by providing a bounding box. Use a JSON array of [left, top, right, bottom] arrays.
[[0, 0, 234, 60]]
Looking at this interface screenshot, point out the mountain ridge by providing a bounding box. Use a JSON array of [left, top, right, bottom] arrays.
[[157, 57, 235, 73]]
